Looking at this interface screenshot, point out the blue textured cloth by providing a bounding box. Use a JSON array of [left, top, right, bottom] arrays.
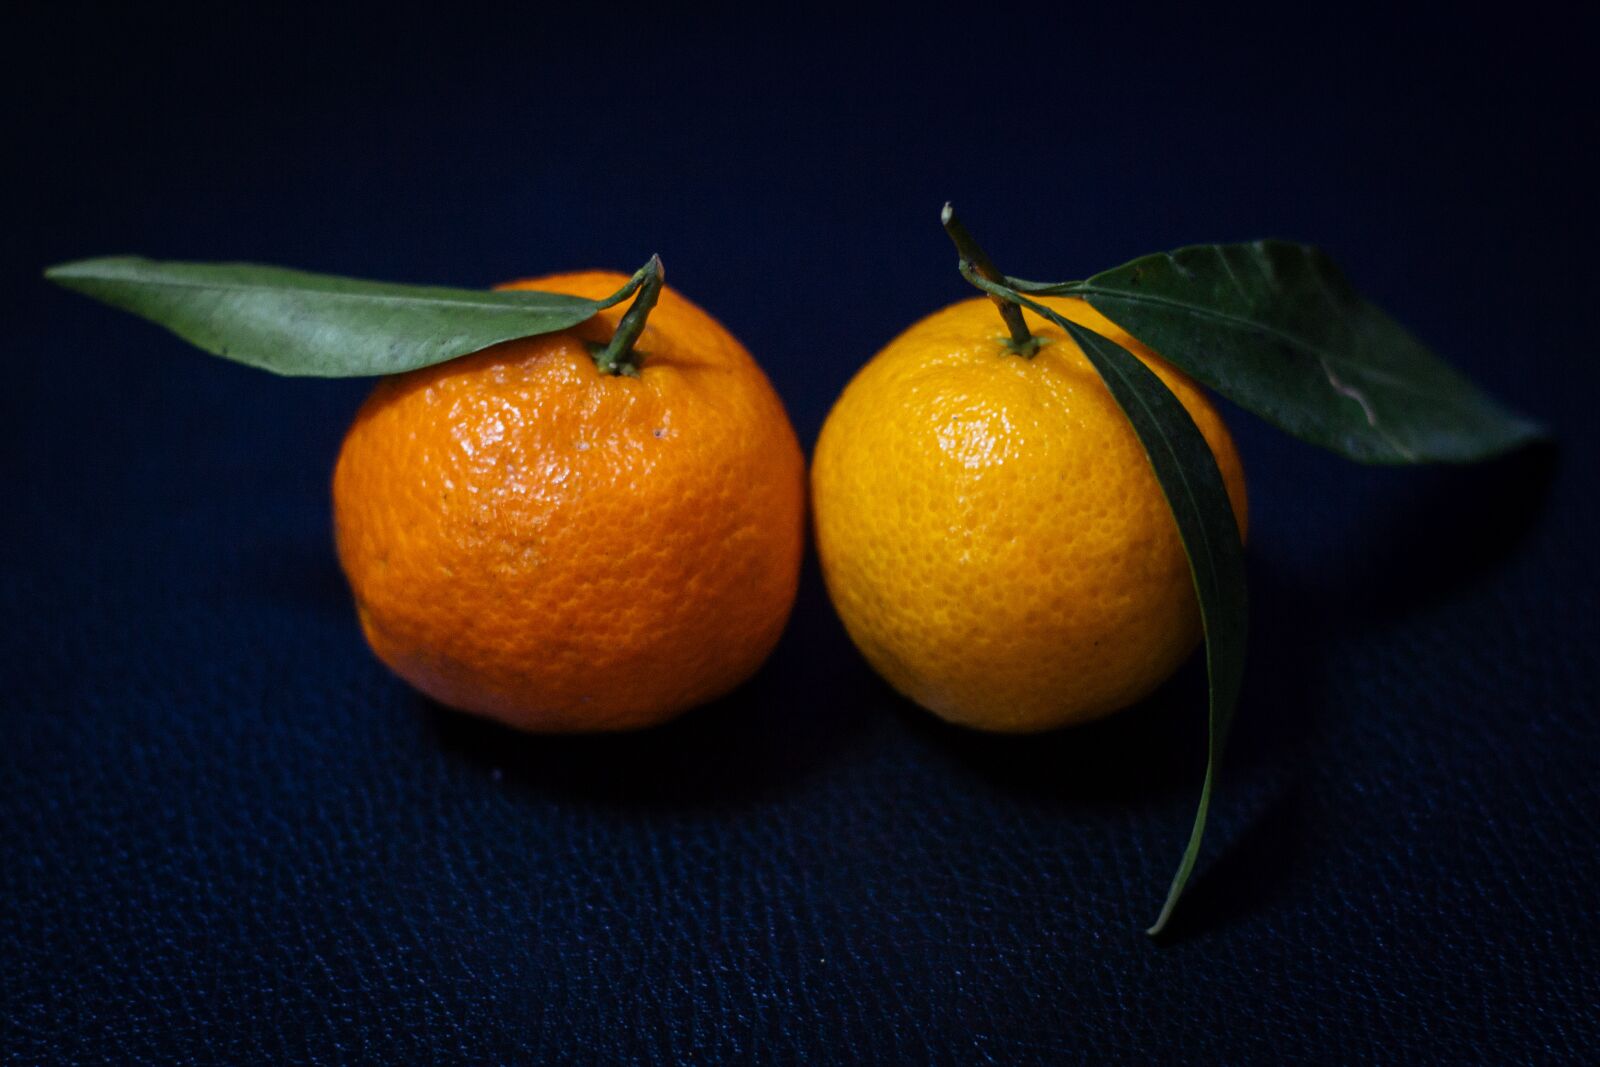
[[4, 7, 1597, 1063]]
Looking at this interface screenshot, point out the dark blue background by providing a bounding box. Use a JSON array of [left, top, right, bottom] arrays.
[[5, 5, 1597, 1063]]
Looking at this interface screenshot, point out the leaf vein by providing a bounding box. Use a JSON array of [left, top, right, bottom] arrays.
[[1073, 283, 1487, 413], [57, 272, 590, 315]]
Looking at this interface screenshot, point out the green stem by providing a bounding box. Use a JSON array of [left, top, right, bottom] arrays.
[[592, 254, 663, 376], [940, 203, 1039, 356], [593, 258, 656, 310]]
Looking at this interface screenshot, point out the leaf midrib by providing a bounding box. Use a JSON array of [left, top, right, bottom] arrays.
[[1070, 280, 1482, 411], [51, 269, 592, 316]]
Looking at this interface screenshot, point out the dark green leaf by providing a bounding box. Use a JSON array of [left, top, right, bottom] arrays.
[[963, 266, 1250, 938], [43, 256, 632, 377], [1065, 319, 1248, 938], [1015, 242, 1544, 463]]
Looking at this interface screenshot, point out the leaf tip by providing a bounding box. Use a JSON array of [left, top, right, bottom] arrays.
[[43, 255, 139, 285], [940, 201, 954, 225]]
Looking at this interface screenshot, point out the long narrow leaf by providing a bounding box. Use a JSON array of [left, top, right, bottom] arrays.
[[964, 267, 1249, 936], [1062, 318, 1248, 936], [43, 256, 642, 377]]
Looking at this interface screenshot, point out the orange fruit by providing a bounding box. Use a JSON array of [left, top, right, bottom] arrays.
[[811, 294, 1248, 733], [333, 271, 806, 732]]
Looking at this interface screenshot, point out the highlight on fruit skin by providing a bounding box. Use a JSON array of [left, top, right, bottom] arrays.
[[333, 269, 807, 732], [810, 293, 1248, 733]]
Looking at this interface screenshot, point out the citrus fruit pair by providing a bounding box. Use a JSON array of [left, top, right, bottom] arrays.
[[334, 271, 1246, 733]]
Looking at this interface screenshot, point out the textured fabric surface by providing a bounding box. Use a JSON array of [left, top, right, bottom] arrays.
[[4, 8, 1598, 1063]]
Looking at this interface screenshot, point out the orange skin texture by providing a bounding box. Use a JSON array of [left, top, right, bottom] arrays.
[[333, 271, 806, 732], [811, 295, 1248, 733]]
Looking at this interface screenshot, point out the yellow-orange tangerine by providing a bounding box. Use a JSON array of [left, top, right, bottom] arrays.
[[812, 294, 1247, 732]]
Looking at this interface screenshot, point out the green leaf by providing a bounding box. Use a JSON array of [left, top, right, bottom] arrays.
[[964, 265, 1250, 938], [1014, 242, 1544, 463], [43, 256, 640, 377]]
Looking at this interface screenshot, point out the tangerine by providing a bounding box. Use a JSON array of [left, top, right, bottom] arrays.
[[333, 269, 805, 731], [811, 293, 1247, 732]]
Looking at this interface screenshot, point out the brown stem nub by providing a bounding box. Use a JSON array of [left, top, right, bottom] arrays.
[[940, 203, 1037, 355]]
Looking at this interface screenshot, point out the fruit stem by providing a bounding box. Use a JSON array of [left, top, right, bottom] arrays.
[[592, 254, 664, 376], [941, 203, 1039, 357]]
